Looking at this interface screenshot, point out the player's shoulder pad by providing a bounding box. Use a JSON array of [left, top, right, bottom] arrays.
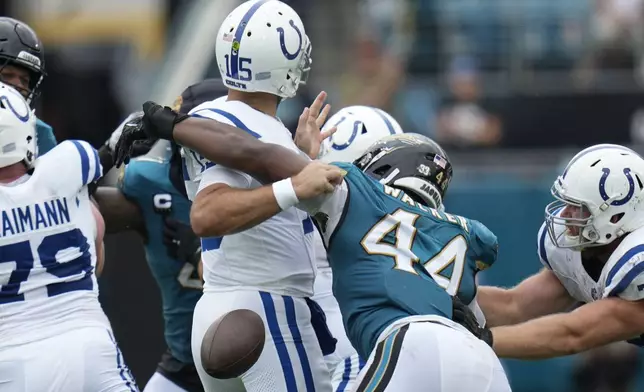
[[330, 162, 354, 175], [467, 219, 499, 269], [536, 221, 554, 270], [189, 98, 262, 140], [118, 158, 160, 197], [603, 227, 644, 301], [35, 118, 57, 155], [40, 140, 102, 187]]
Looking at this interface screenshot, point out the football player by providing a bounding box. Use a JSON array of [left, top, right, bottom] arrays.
[[93, 80, 228, 392], [472, 144, 644, 359], [177, 1, 334, 391], [113, 102, 512, 391], [0, 82, 137, 391], [0, 17, 56, 154], [315, 106, 403, 391]]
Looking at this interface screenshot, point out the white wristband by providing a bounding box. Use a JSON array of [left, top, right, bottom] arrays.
[[272, 178, 299, 211]]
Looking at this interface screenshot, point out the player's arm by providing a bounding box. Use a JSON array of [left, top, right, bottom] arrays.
[[93, 186, 145, 235], [477, 268, 577, 327], [491, 297, 644, 359], [190, 180, 281, 237], [173, 117, 310, 184], [491, 246, 644, 359], [478, 221, 576, 326], [118, 103, 310, 183], [91, 201, 106, 277], [190, 161, 343, 237]]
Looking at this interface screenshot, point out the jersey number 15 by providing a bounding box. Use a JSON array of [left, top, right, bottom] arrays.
[[361, 209, 467, 295]]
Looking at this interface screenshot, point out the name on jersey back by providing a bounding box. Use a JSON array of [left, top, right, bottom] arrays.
[[1, 198, 71, 237]]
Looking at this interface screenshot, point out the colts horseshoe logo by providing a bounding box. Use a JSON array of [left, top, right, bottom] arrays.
[[599, 168, 635, 206], [277, 20, 302, 60], [0, 95, 30, 123]]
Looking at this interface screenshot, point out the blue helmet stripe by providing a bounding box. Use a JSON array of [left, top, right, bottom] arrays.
[[230, 0, 270, 79], [372, 107, 396, 135], [563, 144, 640, 178]]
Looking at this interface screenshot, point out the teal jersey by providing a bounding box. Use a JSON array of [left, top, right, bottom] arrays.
[[312, 163, 498, 359], [119, 155, 202, 364], [36, 118, 57, 155]]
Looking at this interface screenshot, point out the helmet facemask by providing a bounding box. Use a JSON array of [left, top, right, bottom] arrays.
[[279, 36, 312, 99], [545, 174, 638, 250]]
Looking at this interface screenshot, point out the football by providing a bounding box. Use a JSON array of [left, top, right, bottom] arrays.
[[200, 309, 266, 379]]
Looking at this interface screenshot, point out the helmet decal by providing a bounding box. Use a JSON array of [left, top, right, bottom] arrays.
[[599, 167, 635, 206], [331, 119, 361, 151], [0, 93, 29, 122], [277, 20, 303, 60], [228, 0, 270, 81]]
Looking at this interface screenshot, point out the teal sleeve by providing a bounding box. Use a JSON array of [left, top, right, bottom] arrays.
[[469, 219, 499, 268], [36, 118, 57, 155], [118, 164, 138, 200]]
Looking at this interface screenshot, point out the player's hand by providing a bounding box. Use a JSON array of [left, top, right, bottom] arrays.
[[107, 111, 144, 151], [294, 91, 336, 159], [113, 114, 155, 168], [162, 217, 201, 267], [292, 161, 344, 200], [114, 101, 190, 167], [451, 295, 494, 347], [140, 101, 190, 141]]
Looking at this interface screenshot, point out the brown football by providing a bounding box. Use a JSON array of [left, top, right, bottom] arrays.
[[200, 309, 266, 379]]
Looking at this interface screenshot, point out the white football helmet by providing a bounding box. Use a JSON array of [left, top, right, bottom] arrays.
[[216, 0, 311, 99], [319, 106, 404, 163], [0, 82, 37, 169], [545, 144, 644, 249]]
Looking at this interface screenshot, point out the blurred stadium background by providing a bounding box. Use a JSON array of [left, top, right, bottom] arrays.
[[6, 0, 644, 390]]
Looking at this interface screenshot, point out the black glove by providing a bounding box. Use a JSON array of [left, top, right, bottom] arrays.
[[451, 295, 494, 347], [113, 114, 153, 168], [139, 101, 190, 140], [162, 217, 201, 267], [113, 101, 189, 168], [626, 334, 644, 347]]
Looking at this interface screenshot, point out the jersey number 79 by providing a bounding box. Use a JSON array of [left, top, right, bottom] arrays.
[[0, 228, 94, 304], [361, 209, 467, 295]]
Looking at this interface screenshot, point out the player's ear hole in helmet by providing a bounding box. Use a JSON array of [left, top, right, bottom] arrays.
[[354, 133, 453, 210]]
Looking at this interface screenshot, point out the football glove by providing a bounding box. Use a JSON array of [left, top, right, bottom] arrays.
[[451, 295, 493, 347], [162, 217, 201, 267], [113, 102, 189, 168]]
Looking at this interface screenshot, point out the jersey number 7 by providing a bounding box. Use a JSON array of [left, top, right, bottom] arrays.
[[361, 209, 467, 295], [0, 228, 93, 304]]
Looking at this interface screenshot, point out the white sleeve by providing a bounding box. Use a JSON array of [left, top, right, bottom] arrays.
[[603, 247, 644, 301], [39, 140, 102, 192], [196, 165, 253, 195], [181, 108, 256, 199], [297, 180, 349, 245]]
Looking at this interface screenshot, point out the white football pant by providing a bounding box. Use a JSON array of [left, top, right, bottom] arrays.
[[191, 290, 332, 392]]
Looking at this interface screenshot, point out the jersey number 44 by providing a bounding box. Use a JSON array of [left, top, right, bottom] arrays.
[[361, 209, 467, 296]]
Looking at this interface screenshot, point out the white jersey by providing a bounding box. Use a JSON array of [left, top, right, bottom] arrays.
[[538, 219, 644, 303], [183, 98, 316, 297], [0, 140, 109, 347]]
